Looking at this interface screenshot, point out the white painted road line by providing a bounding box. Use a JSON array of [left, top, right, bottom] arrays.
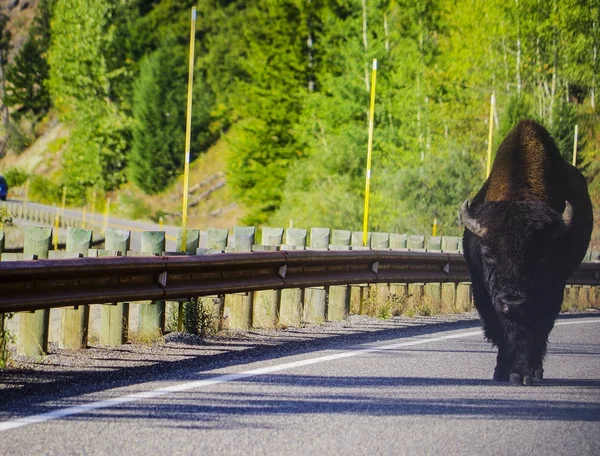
[[1, 318, 599, 433]]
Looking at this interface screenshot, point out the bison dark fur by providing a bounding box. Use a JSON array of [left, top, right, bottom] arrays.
[[461, 120, 593, 386]]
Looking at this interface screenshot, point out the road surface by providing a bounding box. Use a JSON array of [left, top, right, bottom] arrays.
[[1, 315, 599, 455]]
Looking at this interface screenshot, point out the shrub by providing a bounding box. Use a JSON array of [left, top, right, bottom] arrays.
[[3, 167, 29, 187], [28, 175, 62, 204]]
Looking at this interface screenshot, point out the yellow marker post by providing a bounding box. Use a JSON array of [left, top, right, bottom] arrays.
[[572, 124, 579, 167], [53, 207, 59, 250], [432, 218, 437, 237], [90, 188, 97, 229], [60, 186, 67, 226], [178, 7, 197, 333], [82, 206, 87, 229], [485, 93, 495, 178], [91, 189, 97, 215], [24, 180, 29, 205], [102, 198, 111, 234], [180, 6, 197, 253], [362, 58, 378, 247]]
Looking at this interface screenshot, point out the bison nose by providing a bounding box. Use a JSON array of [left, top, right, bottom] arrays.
[[499, 294, 527, 313]]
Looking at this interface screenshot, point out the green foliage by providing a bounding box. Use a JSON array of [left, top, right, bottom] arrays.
[[4, 0, 598, 239], [224, 0, 315, 225], [47, 0, 113, 112], [4, 0, 53, 120], [28, 175, 62, 205], [5, 122, 34, 154], [0, 207, 12, 229], [114, 193, 151, 220], [61, 101, 131, 200], [48, 0, 133, 199], [1, 313, 15, 369], [0, 11, 12, 71], [5, 39, 51, 120], [551, 99, 579, 163], [129, 36, 214, 194], [168, 298, 218, 338], [3, 167, 29, 187], [499, 95, 535, 140], [269, 119, 365, 230], [393, 149, 483, 235]]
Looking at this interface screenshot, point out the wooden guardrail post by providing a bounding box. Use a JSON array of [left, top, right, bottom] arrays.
[[0, 229, 4, 361], [18, 227, 52, 357], [279, 228, 307, 327], [173, 229, 201, 333], [405, 235, 426, 315], [349, 231, 370, 315], [328, 230, 351, 321], [100, 229, 131, 346], [351, 230, 370, 249], [388, 237, 409, 316], [441, 236, 460, 314], [423, 237, 443, 315], [200, 228, 228, 332], [407, 235, 425, 251], [177, 229, 200, 253], [304, 228, 330, 324], [60, 228, 93, 349], [390, 233, 407, 250], [251, 227, 283, 329], [138, 231, 166, 338], [223, 227, 255, 329], [456, 282, 473, 312], [205, 228, 227, 252], [367, 232, 392, 317]]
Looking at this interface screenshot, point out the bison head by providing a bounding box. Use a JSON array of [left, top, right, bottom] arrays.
[[461, 199, 572, 316]]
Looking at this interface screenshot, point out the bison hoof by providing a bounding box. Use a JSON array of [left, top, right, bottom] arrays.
[[509, 373, 523, 385], [534, 369, 544, 380], [493, 370, 509, 382], [523, 375, 534, 386]]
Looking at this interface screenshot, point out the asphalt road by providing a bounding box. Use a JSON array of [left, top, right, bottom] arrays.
[[1, 315, 599, 455]]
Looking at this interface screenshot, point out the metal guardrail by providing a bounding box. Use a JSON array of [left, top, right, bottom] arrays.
[[1, 250, 598, 314]]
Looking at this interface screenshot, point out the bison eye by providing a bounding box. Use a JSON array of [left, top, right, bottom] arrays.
[[484, 255, 497, 266], [480, 246, 497, 266]]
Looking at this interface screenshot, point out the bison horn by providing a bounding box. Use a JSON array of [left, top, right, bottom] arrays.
[[460, 200, 487, 238], [559, 201, 573, 234]]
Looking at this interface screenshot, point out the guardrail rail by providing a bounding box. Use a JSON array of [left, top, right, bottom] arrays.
[[1, 250, 598, 314]]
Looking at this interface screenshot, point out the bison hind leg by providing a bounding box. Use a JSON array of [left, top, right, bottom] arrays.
[[534, 368, 544, 380]]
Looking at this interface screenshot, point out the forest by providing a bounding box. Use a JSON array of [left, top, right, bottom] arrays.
[[0, 0, 598, 238]]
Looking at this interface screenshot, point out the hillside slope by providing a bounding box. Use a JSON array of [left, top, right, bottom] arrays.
[[0, 116, 246, 230]]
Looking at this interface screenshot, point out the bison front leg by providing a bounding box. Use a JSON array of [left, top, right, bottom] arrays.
[[493, 340, 514, 381], [510, 340, 536, 386], [503, 321, 535, 386]]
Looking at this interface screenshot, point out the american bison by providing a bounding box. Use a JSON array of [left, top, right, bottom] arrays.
[[461, 119, 593, 386]]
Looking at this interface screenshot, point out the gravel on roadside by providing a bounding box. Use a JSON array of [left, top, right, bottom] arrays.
[[1, 313, 479, 392], [2, 310, 597, 407]]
